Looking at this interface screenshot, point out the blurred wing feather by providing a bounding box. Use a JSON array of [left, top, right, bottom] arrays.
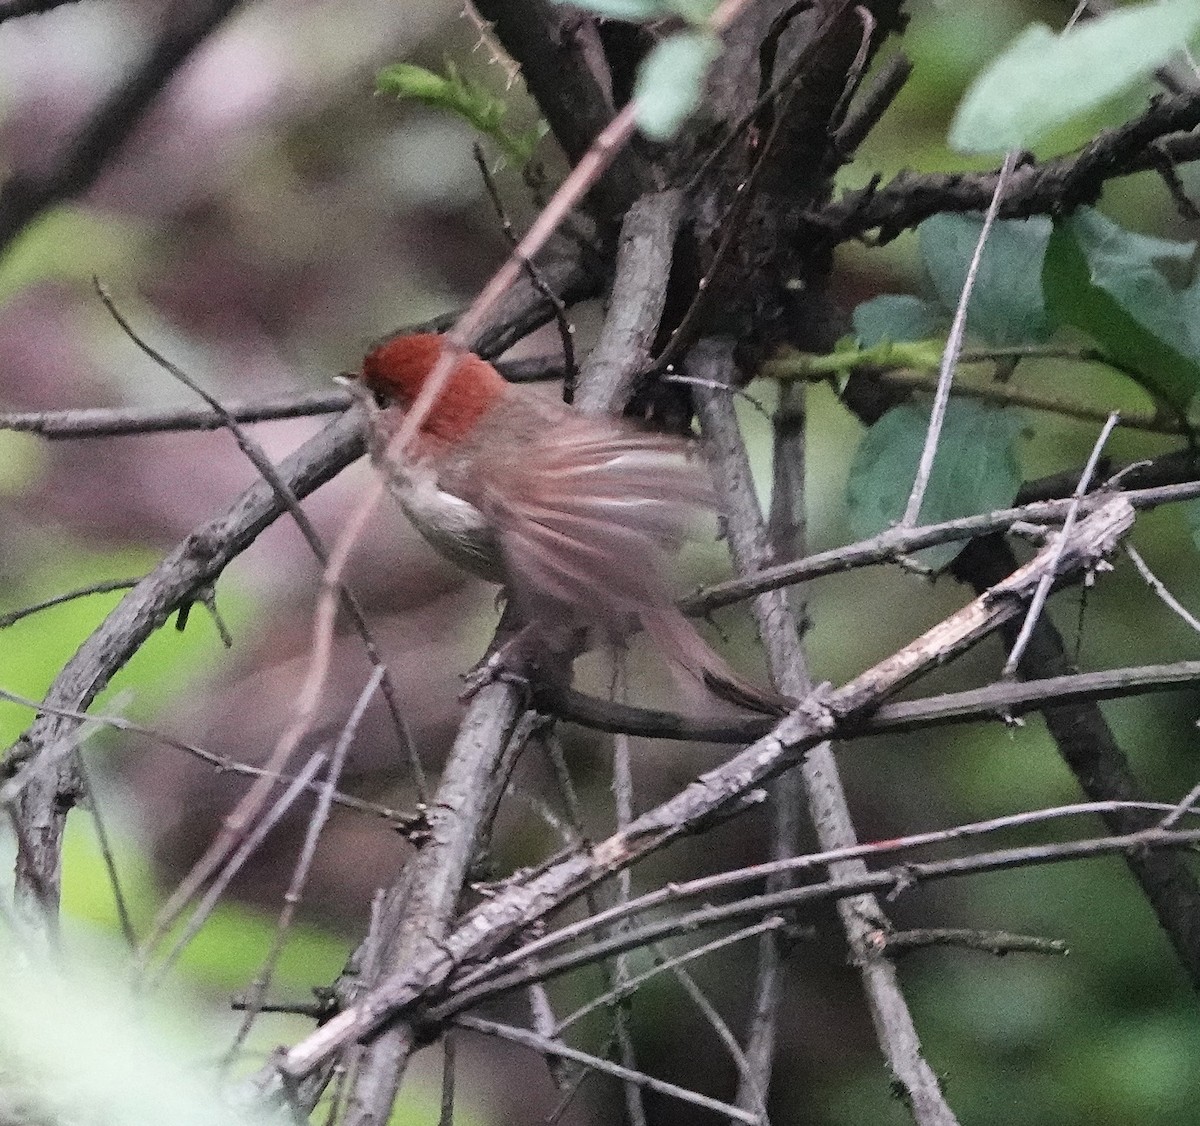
[[472, 417, 788, 715]]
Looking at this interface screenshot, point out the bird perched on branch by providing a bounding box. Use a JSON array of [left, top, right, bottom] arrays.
[[356, 332, 786, 716]]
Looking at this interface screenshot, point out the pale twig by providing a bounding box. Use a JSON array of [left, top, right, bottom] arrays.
[[145, 753, 327, 988], [453, 1015, 761, 1124], [225, 668, 384, 1064], [901, 150, 1019, 527], [554, 917, 787, 1036], [873, 928, 1068, 958], [1126, 542, 1200, 636], [607, 661, 646, 1126], [0, 392, 350, 439], [1003, 411, 1120, 676], [0, 685, 421, 828], [1160, 780, 1200, 829]]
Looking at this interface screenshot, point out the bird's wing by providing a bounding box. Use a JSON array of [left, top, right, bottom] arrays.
[[476, 418, 788, 715]]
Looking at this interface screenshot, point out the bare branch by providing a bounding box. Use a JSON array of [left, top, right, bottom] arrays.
[[573, 189, 684, 416], [687, 478, 1200, 615], [874, 928, 1069, 959], [806, 91, 1200, 245], [1003, 411, 1119, 675], [454, 1015, 762, 1124], [901, 150, 1018, 528], [542, 657, 1200, 743], [0, 392, 351, 439], [1126, 542, 1200, 636]]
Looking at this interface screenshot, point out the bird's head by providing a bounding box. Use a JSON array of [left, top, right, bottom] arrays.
[[360, 333, 507, 443]]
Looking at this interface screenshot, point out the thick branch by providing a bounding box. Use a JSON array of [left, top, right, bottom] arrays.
[[807, 91, 1200, 245], [469, 0, 654, 222]]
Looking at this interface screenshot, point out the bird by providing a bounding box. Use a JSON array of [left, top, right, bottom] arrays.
[[356, 332, 787, 716]]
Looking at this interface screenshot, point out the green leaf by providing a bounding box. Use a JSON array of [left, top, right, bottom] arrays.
[[551, 0, 670, 18], [1042, 207, 1200, 414], [846, 400, 1023, 569], [633, 31, 720, 140], [950, 0, 1200, 153], [919, 213, 1055, 345], [376, 61, 542, 165], [853, 295, 944, 348], [0, 207, 144, 307]]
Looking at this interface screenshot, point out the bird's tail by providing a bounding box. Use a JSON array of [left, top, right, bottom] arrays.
[[641, 605, 791, 717]]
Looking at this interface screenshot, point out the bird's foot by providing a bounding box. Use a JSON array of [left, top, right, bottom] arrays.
[[459, 630, 539, 701]]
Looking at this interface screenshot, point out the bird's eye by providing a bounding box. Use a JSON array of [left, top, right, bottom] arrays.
[[372, 388, 390, 409]]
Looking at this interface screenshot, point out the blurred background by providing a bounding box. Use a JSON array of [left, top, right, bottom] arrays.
[[2, 1, 1200, 1122]]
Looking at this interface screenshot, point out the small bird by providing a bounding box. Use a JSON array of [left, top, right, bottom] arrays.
[[358, 332, 786, 715]]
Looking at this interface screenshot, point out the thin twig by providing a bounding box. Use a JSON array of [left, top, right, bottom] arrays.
[[1160, 781, 1200, 830], [555, 917, 787, 1036], [472, 143, 578, 392], [0, 579, 141, 629], [0, 684, 423, 829], [74, 754, 137, 950], [1126, 542, 1200, 636], [0, 392, 351, 439], [873, 927, 1069, 958], [454, 1015, 762, 1124], [145, 753, 328, 988], [608, 666, 647, 1126], [1004, 411, 1120, 675], [438, 1031, 456, 1126], [901, 150, 1019, 527], [225, 668, 384, 1065]]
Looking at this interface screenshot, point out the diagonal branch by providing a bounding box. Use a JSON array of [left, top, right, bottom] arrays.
[[268, 495, 1134, 1084]]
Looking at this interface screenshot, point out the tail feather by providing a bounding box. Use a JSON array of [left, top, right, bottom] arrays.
[[641, 606, 791, 717]]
